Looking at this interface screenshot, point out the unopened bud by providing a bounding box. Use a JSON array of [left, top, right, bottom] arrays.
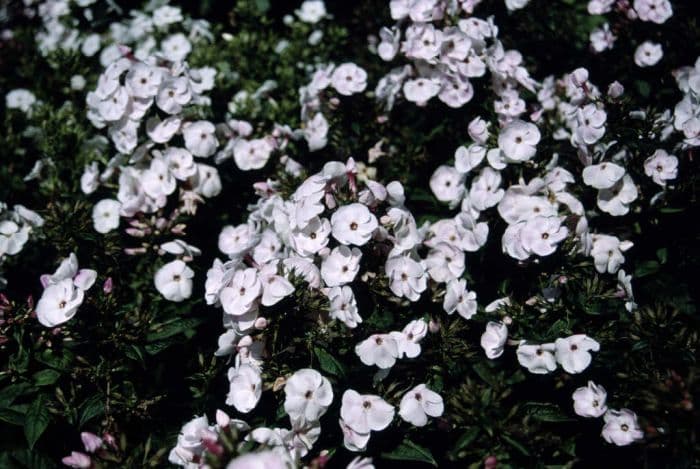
[[254, 317, 269, 330], [428, 319, 440, 333]]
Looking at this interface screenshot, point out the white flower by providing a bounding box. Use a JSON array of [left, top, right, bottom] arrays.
[[218, 223, 260, 259], [331, 63, 367, 96], [227, 451, 288, 469], [424, 242, 464, 283], [331, 203, 378, 246], [0, 221, 29, 257], [455, 144, 486, 174], [147, 116, 181, 144], [296, 0, 327, 23], [498, 120, 541, 162], [183, 121, 218, 158], [555, 334, 600, 373], [292, 217, 331, 256], [575, 104, 607, 145], [591, 234, 632, 274], [339, 418, 371, 452], [168, 415, 209, 467], [161, 33, 191, 62], [644, 149, 678, 186], [220, 268, 261, 316], [165, 147, 197, 180], [505, 0, 530, 10], [480, 321, 508, 359], [153, 5, 183, 27], [468, 117, 490, 144], [573, 381, 608, 418], [36, 279, 85, 327], [226, 364, 262, 413], [340, 389, 395, 434], [156, 77, 191, 114], [6, 89, 36, 113], [304, 113, 329, 151], [328, 286, 363, 328], [469, 167, 504, 211], [259, 263, 295, 306], [154, 260, 194, 302], [403, 78, 441, 105], [398, 384, 444, 426], [634, 0, 672, 24], [355, 334, 399, 369], [391, 319, 428, 358], [321, 246, 362, 287], [234, 138, 273, 171], [284, 368, 333, 423], [80, 163, 100, 195], [582, 162, 625, 189], [602, 409, 644, 446], [516, 342, 557, 374], [385, 255, 427, 301], [126, 63, 162, 99], [520, 216, 568, 257], [346, 456, 375, 469], [92, 199, 121, 234], [597, 174, 638, 216], [443, 279, 477, 319], [429, 165, 465, 204], [634, 41, 663, 67]]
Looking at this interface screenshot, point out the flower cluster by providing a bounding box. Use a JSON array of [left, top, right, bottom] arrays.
[[299, 62, 368, 151], [35, 253, 96, 328], [31, 0, 211, 68], [374, 1, 535, 111], [0, 204, 44, 288]]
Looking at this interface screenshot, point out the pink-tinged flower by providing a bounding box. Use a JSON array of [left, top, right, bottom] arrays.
[[62, 451, 91, 468]]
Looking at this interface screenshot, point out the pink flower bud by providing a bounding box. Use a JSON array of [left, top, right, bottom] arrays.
[[607, 81, 624, 98], [61, 451, 91, 468], [81, 432, 103, 453], [103, 277, 113, 294], [125, 228, 145, 238], [428, 319, 440, 333], [503, 316, 513, 326], [484, 455, 498, 469], [254, 317, 269, 330], [215, 409, 231, 428], [571, 68, 589, 87], [102, 432, 117, 450]]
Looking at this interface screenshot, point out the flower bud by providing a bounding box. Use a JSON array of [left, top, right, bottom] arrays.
[[254, 317, 269, 330], [428, 319, 440, 333], [103, 277, 113, 294], [81, 432, 103, 453]]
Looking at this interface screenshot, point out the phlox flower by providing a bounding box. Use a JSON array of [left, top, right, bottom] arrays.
[[340, 389, 395, 434], [398, 384, 444, 426], [572, 381, 608, 418]]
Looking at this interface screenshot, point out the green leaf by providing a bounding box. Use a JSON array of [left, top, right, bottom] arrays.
[[0, 382, 34, 406], [0, 407, 25, 426], [382, 439, 438, 466], [453, 427, 480, 453], [33, 370, 61, 386], [635, 260, 659, 278], [7, 448, 57, 469], [79, 394, 105, 428], [524, 402, 574, 423], [36, 348, 74, 371], [24, 396, 51, 449], [472, 362, 497, 387], [502, 433, 530, 456], [313, 347, 347, 378], [146, 317, 205, 342]]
